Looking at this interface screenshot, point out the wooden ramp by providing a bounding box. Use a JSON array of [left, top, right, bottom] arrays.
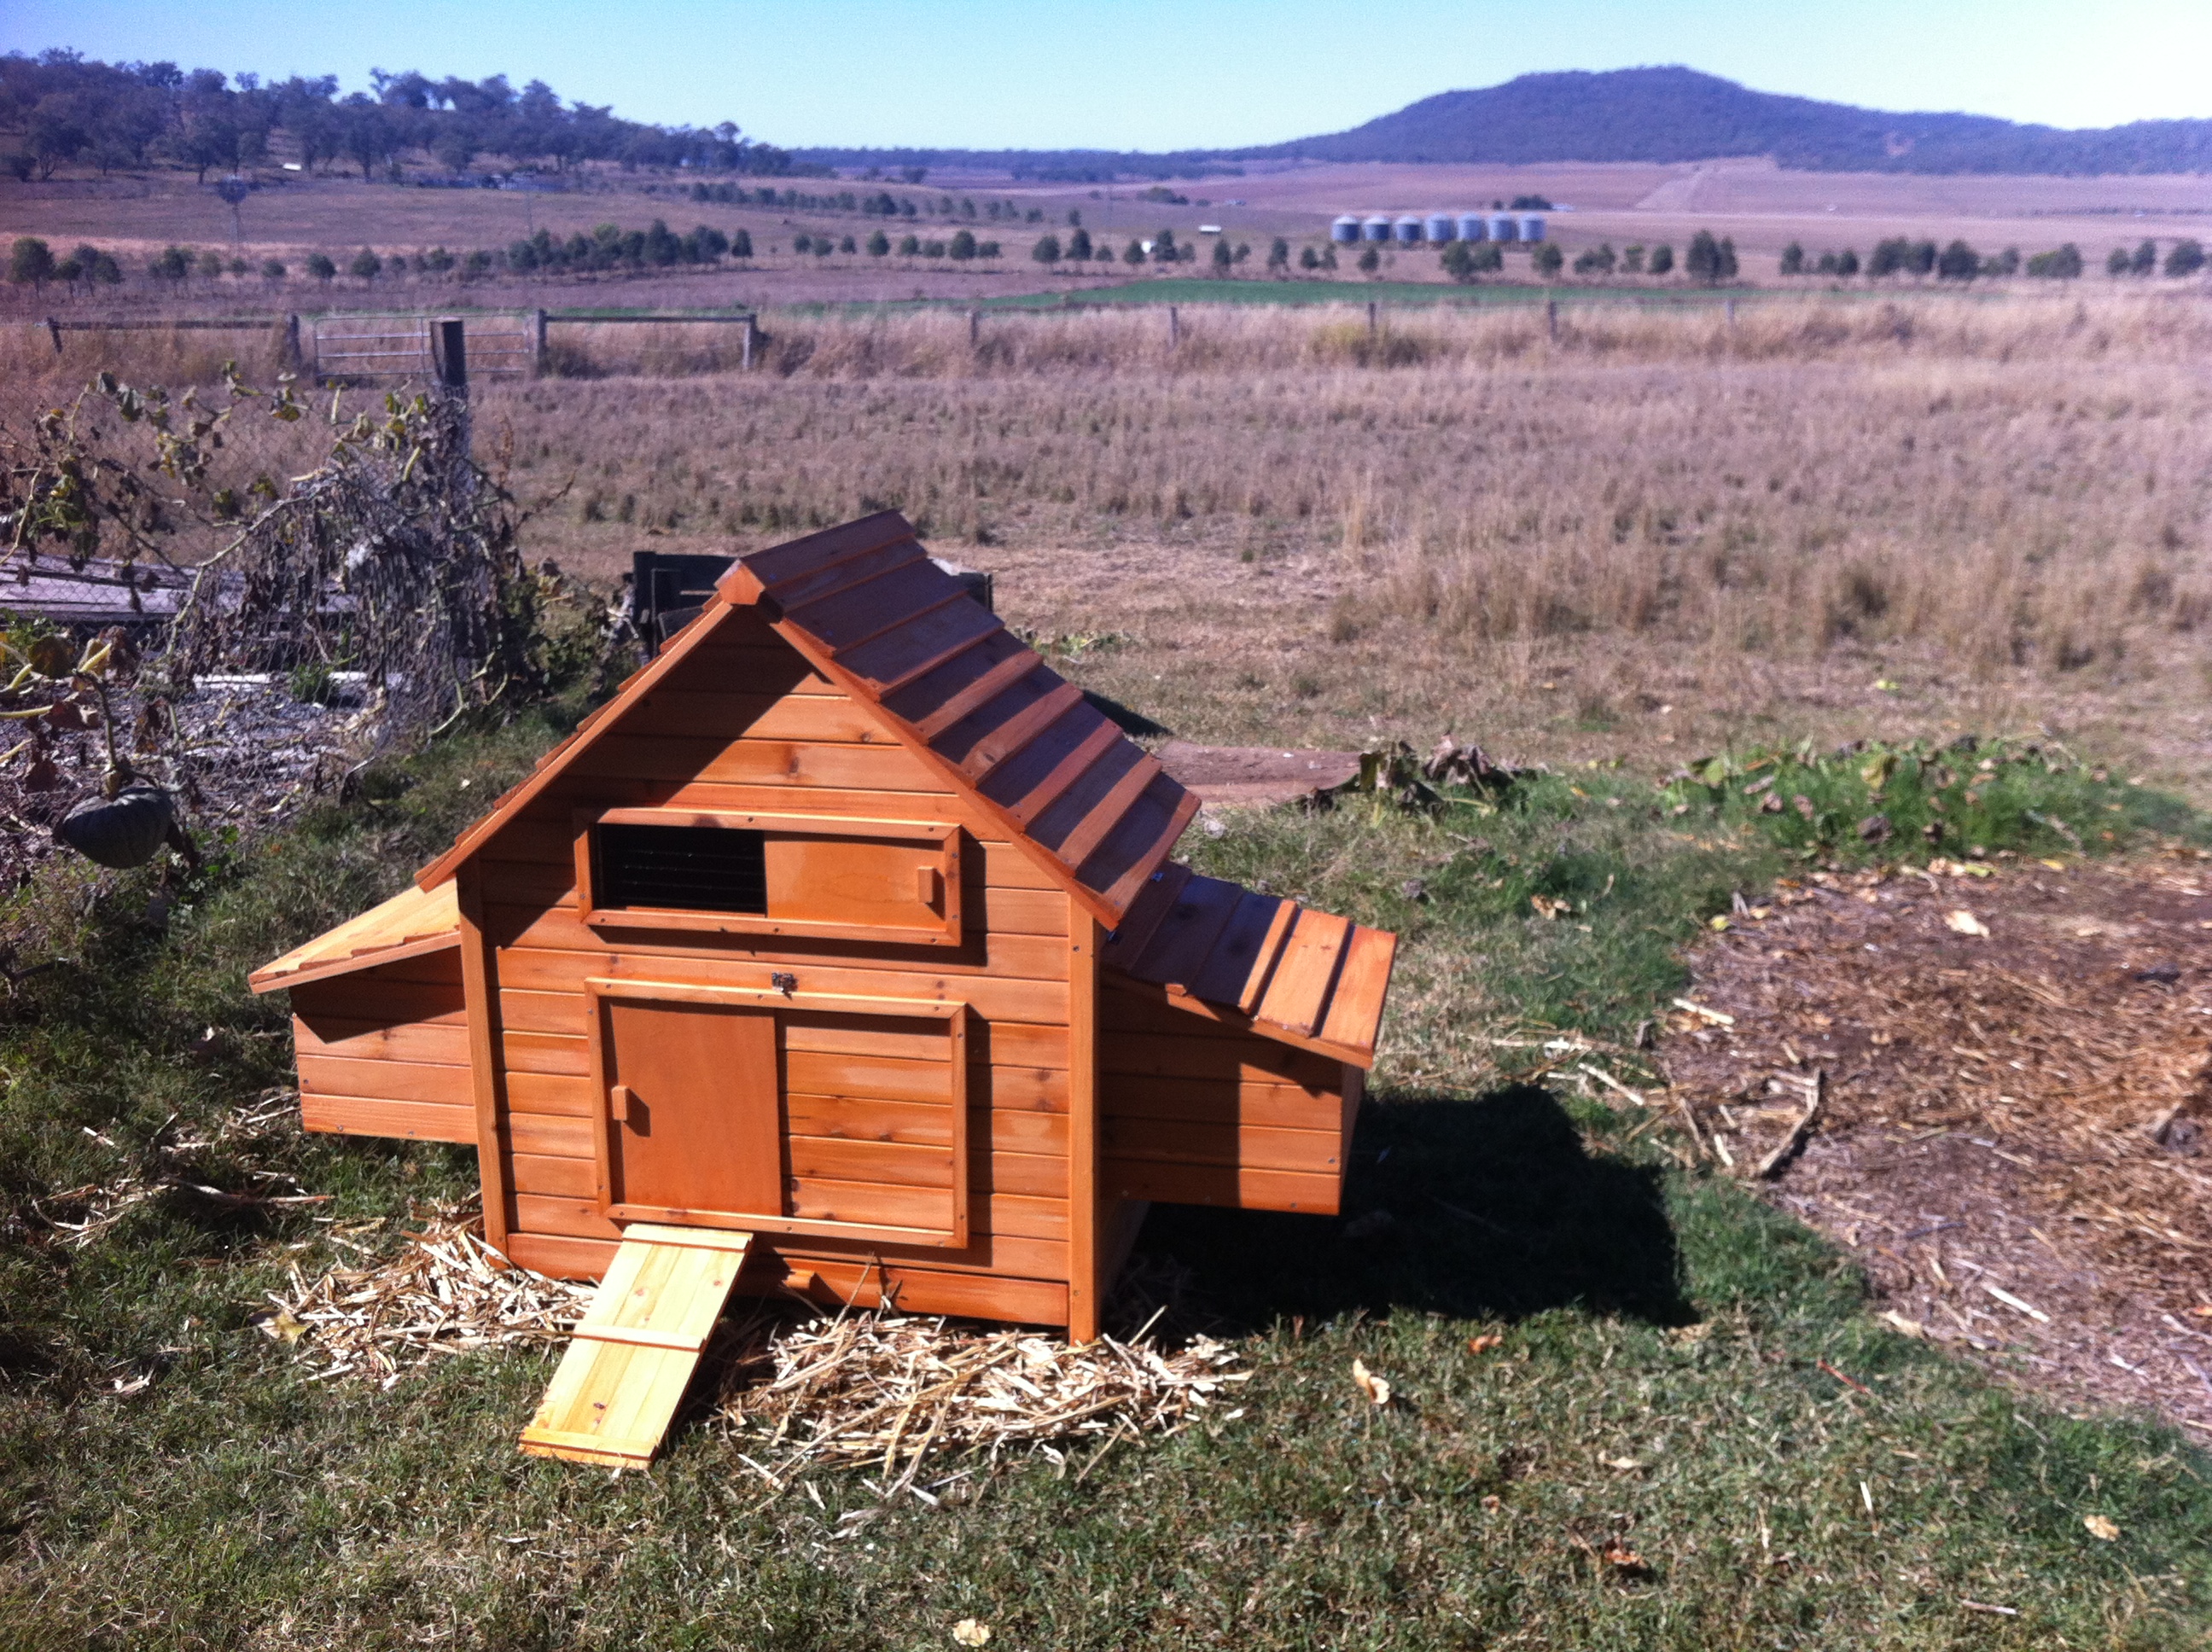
[[520, 1224, 750, 1469]]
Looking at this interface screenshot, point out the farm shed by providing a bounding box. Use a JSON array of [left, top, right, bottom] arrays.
[[252, 510, 1396, 1464]]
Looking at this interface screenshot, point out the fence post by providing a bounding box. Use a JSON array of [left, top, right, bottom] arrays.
[[969, 307, 980, 348], [282, 313, 301, 371], [1726, 297, 1738, 329], [1168, 305, 1179, 347], [1367, 300, 1377, 337], [532, 308, 548, 375], [742, 314, 755, 370], [436, 317, 469, 393], [1546, 298, 1559, 342]]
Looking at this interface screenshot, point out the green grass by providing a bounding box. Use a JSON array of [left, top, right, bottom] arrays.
[[2, 714, 2208, 1649]]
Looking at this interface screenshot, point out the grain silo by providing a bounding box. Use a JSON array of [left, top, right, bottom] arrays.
[[1362, 215, 1392, 242], [1519, 214, 1547, 242], [1457, 212, 1487, 241], [1425, 212, 1457, 242], [1487, 213, 1518, 243], [1331, 215, 1362, 243], [1394, 215, 1423, 243]]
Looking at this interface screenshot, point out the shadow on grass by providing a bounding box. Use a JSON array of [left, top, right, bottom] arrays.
[[1128, 1084, 1694, 1334]]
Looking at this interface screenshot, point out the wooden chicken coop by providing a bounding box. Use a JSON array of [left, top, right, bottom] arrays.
[[252, 510, 1396, 1467]]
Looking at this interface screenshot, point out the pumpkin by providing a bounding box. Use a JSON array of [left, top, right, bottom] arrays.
[[55, 783, 175, 869]]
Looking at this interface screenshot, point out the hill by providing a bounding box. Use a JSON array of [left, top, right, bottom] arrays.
[[1243, 67, 2212, 175], [799, 67, 2212, 180]]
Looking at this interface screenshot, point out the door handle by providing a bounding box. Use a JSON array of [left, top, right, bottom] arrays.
[[610, 1084, 636, 1125]]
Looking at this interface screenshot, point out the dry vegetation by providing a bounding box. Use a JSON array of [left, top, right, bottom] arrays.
[[9, 288, 2212, 788]]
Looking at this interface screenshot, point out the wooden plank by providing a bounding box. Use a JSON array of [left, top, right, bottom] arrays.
[[831, 598, 1000, 695], [724, 509, 912, 596], [1102, 1158, 1341, 1215], [953, 681, 1085, 781], [502, 1030, 591, 1076], [1067, 905, 1104, 1342], [1098, 862, 1193, 971], [1053, 753, 1164, 876], [620, 690, 885, 747], [505, 1230, 615, 1279], [521, 1230, 749, 1468], [783, 1095, 1067, 1152], [489, 905, 1070, 982], [568, 735, 940, 794], [298, 1055, 471, 1108], [293, 1016, 471, 1066], [1098, 1027, 1339, 1086], [1185, 890, 1295, 1009], [1102, 1074, 1343, 1132], [1254, 910, 1353, 1040], [1121, 875, 1244, 989], [300, 1095, 476, 1143], [784, 1048, 952, 1105], [508, 1111, 595, 1159], [1095, 786, 1204, 916], [512, 1151, 597, 1198], [911, 649, 1045, 741], [1318, 926, 1398, 1059], [760, 536, 923, 613], [785, 1135, 957, 1190], [784, 558, 954, 653], [1100, 1116, 1343, 1175], [996, 716, 1123, 828]]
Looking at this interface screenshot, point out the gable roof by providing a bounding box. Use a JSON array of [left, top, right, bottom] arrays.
[[418, 511, 1198, 929], [258, 511, 1395, 1062]]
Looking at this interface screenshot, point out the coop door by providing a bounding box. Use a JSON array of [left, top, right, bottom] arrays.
[[589, 980, 969, 1248]]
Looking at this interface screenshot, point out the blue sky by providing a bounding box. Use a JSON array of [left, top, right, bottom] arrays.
[[6, 0, 2209, 150]]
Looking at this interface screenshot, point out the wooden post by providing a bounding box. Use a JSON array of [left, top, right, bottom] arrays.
[[968, 307, 980, 348], [1726, 297, 1738, 329], [741, 314, 754, 370], [1547, 298, 1559, 342], [1065, 905, 1105, 1342], [532, 308, 548, 375], [1366, 300, 1377, 337], [457, 864, 514, 1254], [282, 312, 301, 371], [45, 317, 61, 355], [1168, 305, 1179, 348], [436, 317, 469, 392]]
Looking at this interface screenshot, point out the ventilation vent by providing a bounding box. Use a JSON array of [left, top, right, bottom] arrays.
[[597, 824, 767, 914]]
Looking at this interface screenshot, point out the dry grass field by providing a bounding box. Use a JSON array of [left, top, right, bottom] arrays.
[[9, 288, 2212, 799]]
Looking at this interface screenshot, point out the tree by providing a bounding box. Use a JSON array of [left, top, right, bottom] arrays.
[[792, 233, 813, 255], [1778, 241, 1804, 275], [1531, 241, 1563, 278], [2106, 246, 2131, 277], [8, 236, 55, 290], [922, 239, 946, 259], [1908, 240, 1936, 276], [949, 229, 976, 261], [1120, 239, 1143, 269], [1068, 227, 1092, 259], [1440, 241, 1476, 283], [1837, 247, 1860, 276], [731, 229, 754, 259], [1298, 245, 1319, 271], [1266, 237, 1289, 274], [1031, 233, 1062, 265], [1868, 237, 1912, 279], [1988, 246, 2021, 277], [350, 247, 382, 281], [897, 234, 921, 256], [1152, 229, 1178, 264], [1573, 243, 1616, 276], [1622, 244, 1645, 274], [866, 230, 890, 258], [1685, 230, 1725, 283], [306, 251, 336, 282], [149, 244, 191, 282], [2166, 238, 2206, 277], [1357, 246, 1381, 276], [1649, 242, 1674, 276], [1210, 237, 1232, 275], [261, 258, 287, 281], [1936, 239, 1980, 281], [2131, 238, 2158, 276], [2025, 243, 2081, 279], [840, 236, 857, 254]]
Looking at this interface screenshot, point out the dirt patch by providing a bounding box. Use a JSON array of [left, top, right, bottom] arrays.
[[1661, 853, 2212, 1439], [1155, 741, 1361, 808]]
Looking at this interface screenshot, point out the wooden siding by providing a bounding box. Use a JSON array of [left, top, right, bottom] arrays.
[[291, 952, 474, 1144], [473, 620, 1074, 1321], [1098, 979, 1349, 1216]]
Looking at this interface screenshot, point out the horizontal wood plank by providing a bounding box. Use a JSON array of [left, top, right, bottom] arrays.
[[1102, 1157, 1340, 1216], [298, 1055, 471, 1108], [1101, 1115, 1342, 1175], [301, 1094, 477, 1143]]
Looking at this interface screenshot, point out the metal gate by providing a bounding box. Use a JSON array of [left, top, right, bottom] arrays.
[[310, 313, 537, 385]]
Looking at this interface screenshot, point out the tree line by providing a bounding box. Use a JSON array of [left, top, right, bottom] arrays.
[[0, 48, 810, 183], [1777, 235, 2205, 282]]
